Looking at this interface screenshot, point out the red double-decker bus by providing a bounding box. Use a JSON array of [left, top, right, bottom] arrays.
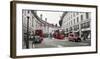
[[53, 30, 65, 40], [32, 30, 43, 44]]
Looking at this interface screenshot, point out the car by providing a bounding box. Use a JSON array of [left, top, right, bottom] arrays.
[[68, 32, 81, 42]]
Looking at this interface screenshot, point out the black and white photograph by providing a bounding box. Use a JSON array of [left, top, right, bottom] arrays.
[[10, 1, 97, 58], [22, 10, 91, 49]]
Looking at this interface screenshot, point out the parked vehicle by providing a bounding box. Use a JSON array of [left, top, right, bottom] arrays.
[[32, 30, 43, 44], [68, 32, 81, 42]]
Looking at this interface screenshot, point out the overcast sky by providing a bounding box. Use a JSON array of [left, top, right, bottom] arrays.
[[37, 11, 63, 26]]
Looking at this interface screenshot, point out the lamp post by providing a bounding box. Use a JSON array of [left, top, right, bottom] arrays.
[[45, 18, 47, 33], [26, 16, 29, 49]]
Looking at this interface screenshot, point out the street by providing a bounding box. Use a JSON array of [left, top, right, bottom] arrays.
[[22, 10, 92, 49], [31, 38, 91, 48]]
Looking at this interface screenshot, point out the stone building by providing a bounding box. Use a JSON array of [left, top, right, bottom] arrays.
[[60, 12, 91, 40], [22, 10, 59, 48]]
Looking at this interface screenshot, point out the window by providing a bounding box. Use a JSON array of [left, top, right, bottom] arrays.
[[81, 24, 83, 29], [86, 12, 89, 19], [74, 25, 77, 31], [85, 22, 90, 28], [74, 19, 75, 24], [68, 23, 69, 26], [66, 28, 68, 32], [77, 12, 79, 15], [77, 25, 79, 29], [73, 13, 75, 17], [71, 14, 72, 19], [27, 16, 29, 20], [81, 15, 83, 21], [70, 27, 73, 31], [77, 17, 79, 23], [69, 17, 70, 20], [28, 10, 30, 13], [71, 20, 72, 25], [81, 21, 90, 29], [69, 22, 70, 26]]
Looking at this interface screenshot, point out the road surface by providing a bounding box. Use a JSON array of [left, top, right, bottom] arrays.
[[31, 38, 91, 48]]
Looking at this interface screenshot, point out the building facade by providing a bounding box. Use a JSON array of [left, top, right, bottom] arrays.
[[22, 10, 59, 48], [61, 12, 91, 40]]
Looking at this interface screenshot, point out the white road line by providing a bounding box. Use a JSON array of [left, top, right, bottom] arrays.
[[57, 45, 63, 48]]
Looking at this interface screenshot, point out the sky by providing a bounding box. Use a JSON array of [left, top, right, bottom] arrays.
[[36, 11, 63, 26]]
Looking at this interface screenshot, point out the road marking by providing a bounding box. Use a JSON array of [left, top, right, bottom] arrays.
[[57, 45, 63, 48]]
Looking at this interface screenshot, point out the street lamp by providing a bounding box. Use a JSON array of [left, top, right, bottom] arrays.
[[26, 16, 29, 49]]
